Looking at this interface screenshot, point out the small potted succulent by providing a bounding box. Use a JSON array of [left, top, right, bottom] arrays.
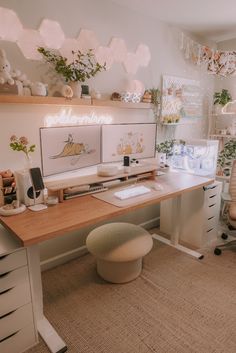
[[213, 89, 231, 114]]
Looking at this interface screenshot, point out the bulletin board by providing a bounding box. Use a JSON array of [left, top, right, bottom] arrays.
[[161, 75, 203, 124]]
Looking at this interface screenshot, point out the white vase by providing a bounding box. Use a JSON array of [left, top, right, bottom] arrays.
[[23, 154, 32, 172], [68, 81, 82, 98]]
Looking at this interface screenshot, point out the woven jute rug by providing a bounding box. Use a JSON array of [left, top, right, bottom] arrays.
[[26, 241, 236, 353]]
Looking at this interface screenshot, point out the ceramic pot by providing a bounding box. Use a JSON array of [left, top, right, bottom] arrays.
[[68, 81, 82, 98]]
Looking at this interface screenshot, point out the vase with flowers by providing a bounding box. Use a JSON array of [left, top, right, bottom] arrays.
[[10, 135, 36, 170], [38, 47, 106, 98]]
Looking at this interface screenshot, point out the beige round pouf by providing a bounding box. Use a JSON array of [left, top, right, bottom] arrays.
[[86, 222, 153, 283]]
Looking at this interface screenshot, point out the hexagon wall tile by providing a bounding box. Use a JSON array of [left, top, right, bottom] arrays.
[[95, 46, 114, 70], [17, 29, 44, 60], [109, 37, 127, 63], [136, 44, 151, 67], [59, 39, 82, 62], [123, 53, 140, 75], [0, 6, 152, 74], [125, 79, 145, 94], [0, 7, 23, 41], [39, 19, 65, 50], [77, 29, 99, 53]]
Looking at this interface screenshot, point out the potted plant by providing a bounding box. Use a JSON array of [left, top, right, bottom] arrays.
[[213, 89, 231, 114], [38, 47, 106, 98], [155, 139, 185, 166], [9, 135, 35, 170], [217, 139, 236, 176], [144, 88, 161, 120]]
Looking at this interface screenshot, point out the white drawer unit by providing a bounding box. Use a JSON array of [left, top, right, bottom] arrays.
[[0, 323, 36, 353], [0, 249, 27, 275], [0, 303, 34, 341], [0, 226, 38, 353], [160, 181, 222, 248]]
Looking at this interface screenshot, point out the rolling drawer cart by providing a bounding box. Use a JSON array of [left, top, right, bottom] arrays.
[[0, 226, 38, 353]]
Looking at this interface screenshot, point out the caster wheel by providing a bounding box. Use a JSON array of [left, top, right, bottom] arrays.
[[221, 233, 228, 240], [214, 248, 222, 256], [228, 224, 236, 231]]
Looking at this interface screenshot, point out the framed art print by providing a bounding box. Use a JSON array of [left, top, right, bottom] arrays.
[[102, 123, 157, 163], [40, 125, 101, 176]]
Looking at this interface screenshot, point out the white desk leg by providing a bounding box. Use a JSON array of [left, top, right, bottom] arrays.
[[27, 245, 67, 353], [152, 195, 204, 259]]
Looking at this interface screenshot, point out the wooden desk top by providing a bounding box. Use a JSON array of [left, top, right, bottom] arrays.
[[0, 172, 214, 247]]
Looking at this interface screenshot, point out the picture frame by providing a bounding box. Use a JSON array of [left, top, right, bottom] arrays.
[[101, 123, 157, 163], [40, 125, 101, 176]]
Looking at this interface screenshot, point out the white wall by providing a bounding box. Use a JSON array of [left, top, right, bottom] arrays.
[[0, 0, 215, 265]]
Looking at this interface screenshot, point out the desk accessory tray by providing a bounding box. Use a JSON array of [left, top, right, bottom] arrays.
[[0, 204, 26, 216]]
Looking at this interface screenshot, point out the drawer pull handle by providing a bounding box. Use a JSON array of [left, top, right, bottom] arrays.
[[209, 203, 216, 208], [0, 309, 16, 320], [207, 228, 214, 233], [203, 185, 216, 191], [0, 287, 13, 296], [208, 216, 215, 221], [209, 195, 216, 199], [0, 330, 19, 343], [0, 271, 11, 278], [0, 254, 8, 261]]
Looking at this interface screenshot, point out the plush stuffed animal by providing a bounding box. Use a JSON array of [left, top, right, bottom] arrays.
[[0, 49, 14, 85]]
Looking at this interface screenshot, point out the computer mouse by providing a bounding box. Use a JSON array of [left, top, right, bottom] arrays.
[[153, 183, 163, 191]]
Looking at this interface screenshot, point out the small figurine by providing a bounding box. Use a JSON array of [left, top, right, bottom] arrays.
[[142, 90, 152, 103], [30, 81, 48, 96]]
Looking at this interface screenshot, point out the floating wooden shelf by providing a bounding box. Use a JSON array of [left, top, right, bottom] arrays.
[[0, 95, 91, 106], [0, 95, 153, 109], [209, 134, 236, 139], [211, 112, 236, 116]]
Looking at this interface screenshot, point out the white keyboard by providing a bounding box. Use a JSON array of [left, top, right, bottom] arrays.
[[114, 185, 151, 200]]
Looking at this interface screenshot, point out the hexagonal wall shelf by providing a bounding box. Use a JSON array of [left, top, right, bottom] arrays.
[[39, 19, 65, 50], [0, 7, 23, 41], [17, 29, 44, 60], [77, 29, 99, 53], [109, 37, 127, 63]]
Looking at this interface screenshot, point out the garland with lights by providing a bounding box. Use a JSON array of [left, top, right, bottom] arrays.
[[180, 32, 236, 77]]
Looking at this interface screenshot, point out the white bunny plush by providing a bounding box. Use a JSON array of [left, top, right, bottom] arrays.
[[0, 49, 14, 85]]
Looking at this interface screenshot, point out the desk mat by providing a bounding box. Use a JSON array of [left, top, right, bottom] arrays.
[[92, 180, 168, 208]]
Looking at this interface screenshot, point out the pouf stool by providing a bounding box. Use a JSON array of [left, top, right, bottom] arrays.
[[86, 222, 153, 283]]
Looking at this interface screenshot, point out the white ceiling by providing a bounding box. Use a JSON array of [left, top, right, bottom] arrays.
[[111, 0, 236, 43]]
